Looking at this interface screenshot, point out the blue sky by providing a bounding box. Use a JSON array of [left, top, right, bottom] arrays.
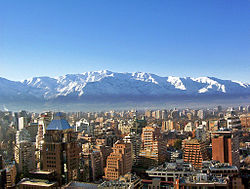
[[0, 0, 249, 82]]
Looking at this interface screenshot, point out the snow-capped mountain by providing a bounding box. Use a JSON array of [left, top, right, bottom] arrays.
[[0, 70, 249, 103]]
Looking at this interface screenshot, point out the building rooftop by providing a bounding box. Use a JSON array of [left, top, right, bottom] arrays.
[[63, 181, 98, 188], [99, 173, 140, 187], [147, 161, 193, 173], [30, 170, 55, 175], [19, 179, 57, 187], [46, 112, 71, 131]]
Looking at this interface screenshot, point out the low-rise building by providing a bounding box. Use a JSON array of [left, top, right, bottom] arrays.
[[17, 179, 58, 189], [146, 160, 194, 182], [99, 173, 142, 189]]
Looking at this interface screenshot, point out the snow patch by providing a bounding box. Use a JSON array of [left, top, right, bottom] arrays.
[[167, 76, 186, 90]]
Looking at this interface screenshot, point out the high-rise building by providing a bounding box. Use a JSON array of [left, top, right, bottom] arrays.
[[225, 115, 241, 129], [15, 128, 35, 174], [197, 110, 205, 120], [184, 122, 195, 132], [239, 114, 250, 129], [139, 125, 167, 167], [247, 105, 250, 113], [183, 139, 209, 169], [170, 110, 179, 119], [5, 163, 17, 188], [104, 140, 132, 180], [162, 120, 174, 132], [130, 116, 147, 135], [217, 106, 222, 112], [195, 125, 207, 142], [123, 133, 141, 165], [80, 149, 103, 182], [212, 130, 240, 168], [161, 110, 167, 120], [75, 118, 90, 133], [18, 117, 27, 131], [155, 110, 161, 120], [41, 113, 80, 185], [15, 141, 35, 174], [145, 110, 152, 118]]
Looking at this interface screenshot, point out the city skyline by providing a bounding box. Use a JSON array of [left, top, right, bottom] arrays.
[[0, 0, 249, 82]]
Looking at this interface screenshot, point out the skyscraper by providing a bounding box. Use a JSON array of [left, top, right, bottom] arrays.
[[15, 128, 35, 174], [41, 112, 80, 185], [123, 133, 141, 165]]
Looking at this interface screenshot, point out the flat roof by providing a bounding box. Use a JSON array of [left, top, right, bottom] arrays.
[[20, 180, 57, 187], [31, 170, 54, 175], [66, 182, 98, 188]]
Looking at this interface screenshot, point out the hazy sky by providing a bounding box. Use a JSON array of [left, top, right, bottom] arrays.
[[0, 0, 249, 82]]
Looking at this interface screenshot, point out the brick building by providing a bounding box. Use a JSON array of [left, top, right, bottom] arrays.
[[212, 130, 240, 168]]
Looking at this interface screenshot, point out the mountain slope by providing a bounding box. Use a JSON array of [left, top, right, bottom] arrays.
[[0, 70, 249, 103]]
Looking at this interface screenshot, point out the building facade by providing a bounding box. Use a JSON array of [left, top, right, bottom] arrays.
[[41, 113, 80, 185], [104, 141, 132, 180]]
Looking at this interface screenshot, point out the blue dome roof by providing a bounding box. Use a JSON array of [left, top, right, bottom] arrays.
[[46, 112, 71, 131]]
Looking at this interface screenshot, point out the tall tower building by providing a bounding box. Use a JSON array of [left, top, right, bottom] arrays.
[[183, 139, 209, 169], [197, 110, 205, 120], [139, 125, 167, 167], [104, 140, 132, 180], [18, 117, 27, 131], [162, 120, 174, 132], [123, 133, 141, 165], [15, 128, 35, 174], [212, 130, 240, 168], [41, 113, 80, 185], [145, 110, 152, 118]]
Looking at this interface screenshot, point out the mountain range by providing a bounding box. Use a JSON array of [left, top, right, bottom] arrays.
[[0, 70, 249, 108]]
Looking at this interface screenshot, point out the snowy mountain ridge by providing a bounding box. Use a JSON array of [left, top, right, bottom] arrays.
[[0, 70, 249, 102]]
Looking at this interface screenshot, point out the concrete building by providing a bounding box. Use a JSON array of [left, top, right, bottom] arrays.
[[75, 118, 90, 133], [197, 110, 205, 120], [104, 140, 132, 180], [161, 120, 174, 132], [195, 125, 207, 142], [184, 122, 194, 132], [183, 139, 209, 169], [145, 110, 152, 118], [18, 117, 27, 131], [226, 116, 241, 129], [6, 163, 17, 188], [99, 173, 142, 189], [146, 160, 193, 182], [139, 125, 167, 167], [15, 128, 35, 174], [17, 179, 58, 189], [239, 114, 250, 129], [123, 134, 141, 165], [80, 150, 104, 182]]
